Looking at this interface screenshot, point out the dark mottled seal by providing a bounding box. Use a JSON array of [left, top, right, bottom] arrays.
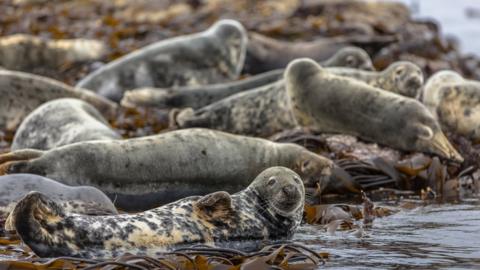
[[76, 19, 247, 102], [0, 70, 117, 130], [328, 61, 424, 98], [422, 70, 480, 140], [0, 128, 332, 211], [0, 173, 117, 230], [285, 58, 463, 162], [12, 98, 121, 151], [11, 167, 304, 258], [121, 46, 374, 110]]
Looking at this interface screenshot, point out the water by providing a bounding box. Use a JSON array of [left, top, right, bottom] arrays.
[[389, 0, 480, 56], [294, 200, 480, 269]]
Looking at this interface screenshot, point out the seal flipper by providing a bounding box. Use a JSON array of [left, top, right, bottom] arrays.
[[0, 149, 44, 175], [193, 191, 233, 220], [10, 192, 73, 258]]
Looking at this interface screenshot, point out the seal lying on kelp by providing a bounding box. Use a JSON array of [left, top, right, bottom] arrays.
[[76, 19, 248, 102], [10, 167, 304, 258], [12, 98, 121, 151], [0, 173, 117, 224], [285, 58, 463, 162], [0, 70, 117, 131], [0, 128, 333, 211], [121, 46, 374, 110]]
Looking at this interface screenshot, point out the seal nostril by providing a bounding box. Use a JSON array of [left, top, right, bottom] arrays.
[[282, 185, 295, 195]]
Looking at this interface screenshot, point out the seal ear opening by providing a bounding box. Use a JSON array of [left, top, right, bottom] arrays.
[[194, 191, 233, 219]]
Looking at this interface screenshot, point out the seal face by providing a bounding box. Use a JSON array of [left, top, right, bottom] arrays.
[[12, 98, 121, 151], [422, 70, 480, 140], [76, 19, 248, 102], [0, 173, 118, 231], [10, 167, 304, 258], [0, 128, 333, 211], [0, 70, 117, 131], [285, 58, 463, 162], [120, 46, 374, 110]]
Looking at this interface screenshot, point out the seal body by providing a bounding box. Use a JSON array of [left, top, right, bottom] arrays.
[[76, 20, 248, 102], [422, 70, 480, 140], [327, 61, 424, 98], [0, 174, 117, 220], [285, 58, 463, 162], [12, 98, 121, 151], [121, 46, 374, 110], [11, 167, 305, 258], [0, 128, 332, 211], [0, 70, 117, 130]]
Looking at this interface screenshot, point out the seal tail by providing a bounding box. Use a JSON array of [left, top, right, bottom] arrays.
[[0, 149, 43, 175], [9, 192, 71, 258]]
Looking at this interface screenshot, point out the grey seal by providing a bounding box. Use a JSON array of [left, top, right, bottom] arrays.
[[0, 70, 117, 131], [422, 70, 480, 140], [10, 167, 304, 258], [285, 58, 463, 162], [0, 128, 333, 211], [12, 98, 121, 151], [76, 19, 248, 102], [121, 46, 374, 110]]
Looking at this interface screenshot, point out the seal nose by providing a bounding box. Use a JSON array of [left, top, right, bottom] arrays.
[[282, 185, 296, 196]]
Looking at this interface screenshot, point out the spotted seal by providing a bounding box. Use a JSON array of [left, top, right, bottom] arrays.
[[121, 46, 374, 110], [12, 98, 121, 151], [0, 128, 332, 211], [285, 58, 463, 162], [76, 19, 248, 102], [0, 174, 117, 231], [10, 167, 304, 258], [0, 34, 106, 72], [0, 70, 117, 131], [327, 61, 424, 98], [422, 70, 480, 140]]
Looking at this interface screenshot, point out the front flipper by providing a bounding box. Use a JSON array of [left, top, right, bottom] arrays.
[[9, 192, 72, 258], [193, 191, 233, 220]]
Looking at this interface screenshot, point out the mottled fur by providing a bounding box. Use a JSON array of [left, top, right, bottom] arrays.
[[285, 59, 462, 162], [121, 46, 373, 109], [0, 129, 332, 211], [11, 167, 304, 258], [76, 20, 247, 102], [0, 70, 117, 130]]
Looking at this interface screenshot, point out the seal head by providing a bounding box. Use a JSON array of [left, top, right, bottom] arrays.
[[384, 61, 424, 98], [323, 46, 374, 71]]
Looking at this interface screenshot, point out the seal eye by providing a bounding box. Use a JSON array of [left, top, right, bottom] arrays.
[[293, 176, 301, 184], [346, 56, 356, 66], [267, 177, 277, 186], [395, 67, 404, 77]]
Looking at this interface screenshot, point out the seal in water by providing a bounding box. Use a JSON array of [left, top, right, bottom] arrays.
[[0, 128, 332, 211], [285, 58, 463, 162], [327, 61, 424, 98], [0, 173, 117, 230], [0, 70, 117, 131], [10, 167, 304, 258], [422, 70, 480, 141], [0, 34, 106, 72], [12, 98, 121, 151], [76, 19, 248, 102], [121, 46, 374, 110], [243, 32, 393, 74]]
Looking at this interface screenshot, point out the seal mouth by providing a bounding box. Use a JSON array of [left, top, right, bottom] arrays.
[[430, 132, 464, 163]]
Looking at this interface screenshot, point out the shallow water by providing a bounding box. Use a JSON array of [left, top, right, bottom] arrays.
[[295, 200, 480, 269]]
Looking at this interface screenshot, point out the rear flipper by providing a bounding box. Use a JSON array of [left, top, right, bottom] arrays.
[[0, 149, 44, 175], [9, 191, 73, 258]]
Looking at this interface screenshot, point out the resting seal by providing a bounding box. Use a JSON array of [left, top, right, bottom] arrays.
[[0, 70, 117, 131], [422, 70, 480, 140], [328, 61, 424, 98], [285, 58, 463, 162], [12, 98, 121, 151], [121, 46, 374, 110], [76, 19, 247, 102], [0, 128, 332, 211], [10, 167, 304, 258], [0, 174, 117, 230]]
